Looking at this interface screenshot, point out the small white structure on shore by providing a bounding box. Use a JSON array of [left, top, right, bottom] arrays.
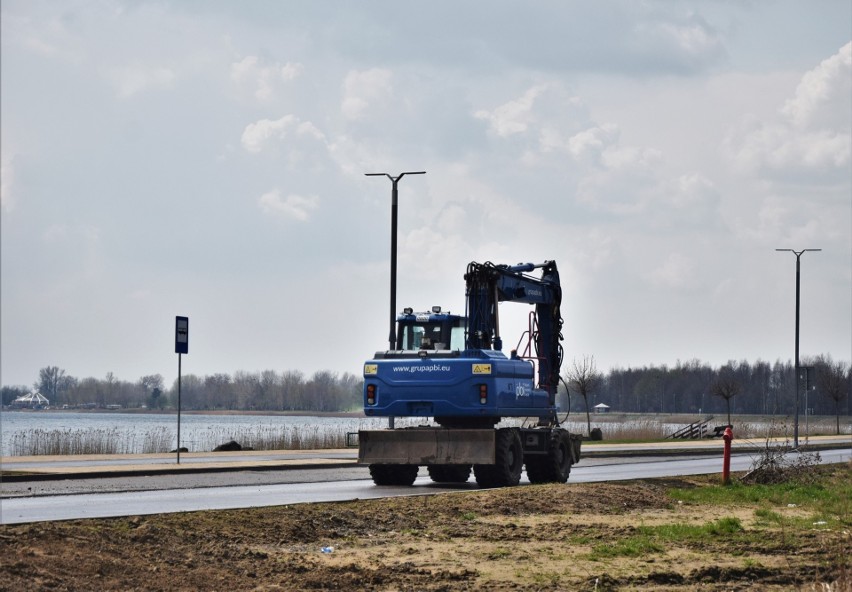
[[593, 403, 611, 414], [11, 392, 50, 409]]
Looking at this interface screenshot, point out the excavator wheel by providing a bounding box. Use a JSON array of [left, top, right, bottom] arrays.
[[427, 464, 472, 483], [369, 464, 419, 486], [524, 454, 549, 484], [474, 428, 523, 488], [526, 431, 572, 484]]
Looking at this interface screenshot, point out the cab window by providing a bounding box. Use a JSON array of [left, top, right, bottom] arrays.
[[400, 323, 443, 350]]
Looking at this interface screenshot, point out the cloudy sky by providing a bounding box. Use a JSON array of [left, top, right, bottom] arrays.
[[2, 1, 850, 389]]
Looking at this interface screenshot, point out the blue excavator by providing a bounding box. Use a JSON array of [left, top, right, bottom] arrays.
[[358, 260, 582, 488]]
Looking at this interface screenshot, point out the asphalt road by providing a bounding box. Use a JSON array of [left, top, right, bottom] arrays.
[[2, 448, 848, 525]]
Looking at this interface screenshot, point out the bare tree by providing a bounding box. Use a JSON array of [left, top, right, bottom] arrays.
[[139, 374, 165, 409], [139, 374, 164, 392], [205, 373, 234, 409], [281, 370, 305, 410], [565, 355, 602, 437], [1, 385, 29, 405], [170, 374, 202, 409], [69, 377, 102, 407], [815, 357, 850, 435], [711, 364, 742, 426], [306, 370, 340, 412], [103, 372, 117, 408], [33, 367, 76, 405], [259, 370, 281, 410]]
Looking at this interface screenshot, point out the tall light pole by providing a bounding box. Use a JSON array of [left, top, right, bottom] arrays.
[[365, 171, 426, 350], [776, 248, 821, 448]]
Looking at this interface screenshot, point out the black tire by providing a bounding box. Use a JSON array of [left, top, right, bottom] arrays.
[[526, 431, 572, 484], [549, 432, 573, 483], [474, 428, 523, 488], [427, 464, 472, 483], [525, 453, 549, 484], [369, 464, 419, 486]]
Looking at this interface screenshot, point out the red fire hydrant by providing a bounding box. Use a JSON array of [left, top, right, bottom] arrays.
[[722, 426, 734, 485]]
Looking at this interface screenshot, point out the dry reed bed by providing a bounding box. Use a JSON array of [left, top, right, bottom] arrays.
[[5, 415, 845, 456]]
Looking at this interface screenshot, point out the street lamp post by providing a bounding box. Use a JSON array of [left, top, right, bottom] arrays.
[[800, 365, 815, 442], [365, 171, 426, 350], [776, 248, 821, 448]]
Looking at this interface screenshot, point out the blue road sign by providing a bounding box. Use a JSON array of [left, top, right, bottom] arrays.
[[175, 316, 188, 354]]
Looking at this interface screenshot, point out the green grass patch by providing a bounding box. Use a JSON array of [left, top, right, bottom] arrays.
[[753, 508, 784, 526], [670, 480, 833, 507], [487, 548, 512, 560], [567, 534, 593, 545], [637, 517, 743, 542], [587, 534, 663, 559], [531, 571, 561, 586], [669, 466, 851, 534]]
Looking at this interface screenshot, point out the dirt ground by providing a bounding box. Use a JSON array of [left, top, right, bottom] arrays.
[[1, 469, 849, 591]]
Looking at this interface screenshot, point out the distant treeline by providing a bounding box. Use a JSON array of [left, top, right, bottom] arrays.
[[2, 355, 849, 417], [2, 368, 363, 413], [560, 355, 850, 419]]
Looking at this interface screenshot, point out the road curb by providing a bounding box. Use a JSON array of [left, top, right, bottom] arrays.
[[580, 441, 844, 459], [0, 461, 360, 483], [1, 442, 844, 483]]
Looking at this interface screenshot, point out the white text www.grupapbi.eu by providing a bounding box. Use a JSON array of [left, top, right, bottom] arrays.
[[392, 364, 451, 373]]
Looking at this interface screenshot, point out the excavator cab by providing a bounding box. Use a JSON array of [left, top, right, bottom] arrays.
[[392, 308, 466, 353], [400, 323, 442, 350]]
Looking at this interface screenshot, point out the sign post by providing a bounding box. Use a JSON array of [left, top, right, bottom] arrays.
[[175, 316, 189, 464]]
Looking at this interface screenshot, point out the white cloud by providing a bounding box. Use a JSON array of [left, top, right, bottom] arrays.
[[280, 62, 303, 81], [341, 68, 393, 120], [474, 85, 546, 137], [649, 252, 694, 289], [631, 13, 726, 71], [601, 145, 663, 171], [22, 31, 61, 58], [730, 120, 850, 173], [231, 55, 265, 96], [727, 43, 852, 176], [666, 173, 718, 209], [733, 193, 830, 246], [568, 124, 619, 158], [782, 41, 851, 129], [258, 190, 319, 221], [242, 115, 296, 152], [230, 56, 303, 101], [2, 11, 85, 63], [241, 115, 326, 153], [401, 226, 471, 280], [42, 223, 69, 243], [231, 55, 260, 79], [576, 128, 660, 174], [437, 204, 467, 235], [754, 197, 790, 237], [650, 21, 723, 57], [109, 65, 176, 98], [472, 85, 672, 218]]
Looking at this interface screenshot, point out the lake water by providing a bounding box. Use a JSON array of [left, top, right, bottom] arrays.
[[0, 411, 397, 456]]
